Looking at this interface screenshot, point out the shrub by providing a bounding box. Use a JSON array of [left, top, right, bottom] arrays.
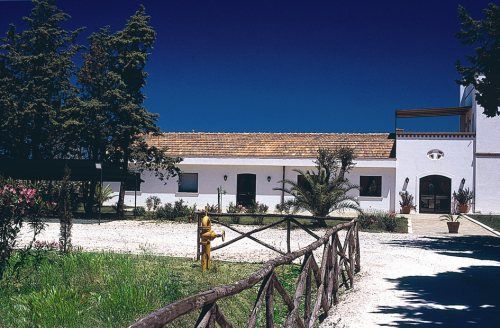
[[156, 200, 196, 221], [227, 202, 245, 224], [204, 203, 218, 213], [357, 211, 400, 232], [145, 196, 161, 212], [275, 200, 299, 214], [246, 201, 269, 214], [0, 179, 47, 279], [133, 207, 146, 217]]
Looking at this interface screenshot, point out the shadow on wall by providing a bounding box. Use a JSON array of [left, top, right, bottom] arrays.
[[374, 235, 500, 327]]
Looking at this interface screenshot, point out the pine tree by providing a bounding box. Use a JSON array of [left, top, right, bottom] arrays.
[[0, 0, 82, 159], [108, 6, 173, 217]]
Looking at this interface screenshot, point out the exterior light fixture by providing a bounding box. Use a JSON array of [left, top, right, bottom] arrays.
[[267, 176, 271, 182], [95, 163, 103, 225], [405, 177, 409, 184], [223, 175, 227, 181]]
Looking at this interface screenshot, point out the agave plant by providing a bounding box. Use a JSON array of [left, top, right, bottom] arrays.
[[275, 147, 361, 227]]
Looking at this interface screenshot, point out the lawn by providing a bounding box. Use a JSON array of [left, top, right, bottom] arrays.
[[469, 214, 500, 232], [0, 251, 300, 328]]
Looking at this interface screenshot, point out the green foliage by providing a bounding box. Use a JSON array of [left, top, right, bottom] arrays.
[[226, 202, 246, 224], [275, 199, 300, 214], [0, 0, 82, 159], [95, 184, 116, 207], [357, 211, 406, 233], [155, 200, 196, 221], [0, 251, 285, 327], [440, 213, 464, 223], [0, 178, 47, 279], [245, 201, 269, 214], [399, 191, 415, 208], [275, 147, 360, 226], [456, 4, 499, 117], [133, 206, 146, 217], [453, 188, 474, 205], [145, 196, 161, 212]]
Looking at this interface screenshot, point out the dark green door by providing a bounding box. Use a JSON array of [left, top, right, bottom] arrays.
[[237, 174, 256, 207], [419, 175, 451, 214]]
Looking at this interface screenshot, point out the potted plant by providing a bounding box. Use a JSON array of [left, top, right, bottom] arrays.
[[440, 213, 464, 233], [453, 188, 473, 213], [399, 191, 414, 214]]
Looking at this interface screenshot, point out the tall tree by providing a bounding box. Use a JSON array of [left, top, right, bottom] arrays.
[[456, 3, 499, 117], [0, 0, 82, 159], [109, 6, 180, 217]]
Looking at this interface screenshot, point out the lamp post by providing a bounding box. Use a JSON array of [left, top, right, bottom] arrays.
[[95, 163, 102, 225]]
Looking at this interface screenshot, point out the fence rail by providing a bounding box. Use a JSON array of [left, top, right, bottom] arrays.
[[130, 218, 360, 328], [195, 212, 352, 260]]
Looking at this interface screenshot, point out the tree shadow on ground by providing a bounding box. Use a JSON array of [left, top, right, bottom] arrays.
[[384, 235, 500, 262], [375, 265, 500, 327], [375, 235, 500, 327]]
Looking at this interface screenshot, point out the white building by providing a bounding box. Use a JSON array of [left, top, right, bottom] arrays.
[[115, 87, 500, 214]]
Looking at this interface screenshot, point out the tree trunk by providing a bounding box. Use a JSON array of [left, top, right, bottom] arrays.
[[116, 147, 129, 219], [83, 180, 97, 218]]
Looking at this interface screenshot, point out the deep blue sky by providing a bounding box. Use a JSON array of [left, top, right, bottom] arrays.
[[0, 0, 491, 133]]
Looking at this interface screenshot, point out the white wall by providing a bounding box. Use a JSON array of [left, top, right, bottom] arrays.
[[396, 136, 474, 213], [106, 159, 397, 214], [472, 95, 500, 213]]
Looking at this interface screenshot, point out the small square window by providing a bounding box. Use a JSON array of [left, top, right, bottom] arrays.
[[360, 176, 382, 197], [178, 173, 198, 193]]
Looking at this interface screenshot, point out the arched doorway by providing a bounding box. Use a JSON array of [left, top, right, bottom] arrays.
[[237, 174, 256, 207], [419, 175, 451, 214]]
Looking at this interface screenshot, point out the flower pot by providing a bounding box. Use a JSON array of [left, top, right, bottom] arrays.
[[458, 204, 470, 214], [447, 221, 460, 233], [401, 206, 411, 214]]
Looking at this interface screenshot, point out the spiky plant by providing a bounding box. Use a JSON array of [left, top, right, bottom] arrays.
[[275, 147, 361, 227]]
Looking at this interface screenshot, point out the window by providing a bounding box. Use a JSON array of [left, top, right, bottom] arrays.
[[359, 176, 382, 197], [427, 149, 444, 161], [178, 173, 198, 193], [297, 174, 308, 190]]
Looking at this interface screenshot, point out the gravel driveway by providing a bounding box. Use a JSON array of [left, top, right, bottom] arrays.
[[321, 232, 500, 327]]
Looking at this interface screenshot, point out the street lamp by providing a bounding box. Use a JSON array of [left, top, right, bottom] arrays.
[[95, 163, 102, 225]]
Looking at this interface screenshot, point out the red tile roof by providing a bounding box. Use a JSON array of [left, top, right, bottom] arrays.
[[145, 132, 395, 159]]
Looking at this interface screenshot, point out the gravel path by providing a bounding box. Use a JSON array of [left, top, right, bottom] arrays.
[[18, 219, 323, 262], [320, 232, 500, 327]]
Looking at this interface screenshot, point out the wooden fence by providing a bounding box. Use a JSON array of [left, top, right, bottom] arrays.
[[195, 212, 352, 259], [130, 218, 360, 328]]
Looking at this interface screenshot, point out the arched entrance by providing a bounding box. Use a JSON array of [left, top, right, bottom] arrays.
[[419, 175, 451, 214]]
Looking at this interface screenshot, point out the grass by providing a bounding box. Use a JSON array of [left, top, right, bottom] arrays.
[[468, 214, 500, 232], [0, 251, 300, 328]]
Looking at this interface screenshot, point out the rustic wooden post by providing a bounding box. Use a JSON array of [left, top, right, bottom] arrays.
[[348, 227, 355, 287], [304, 268, 312, 325], [355, 222, 361, 273], [332, 233, 339, 305], [286, 219, 291, 254], [266, 277, 275, 328]]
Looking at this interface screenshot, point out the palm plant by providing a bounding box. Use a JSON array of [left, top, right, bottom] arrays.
[[275, 147, 361, 227], [95, 184, 116, 207], [440, 213, 464, 222]]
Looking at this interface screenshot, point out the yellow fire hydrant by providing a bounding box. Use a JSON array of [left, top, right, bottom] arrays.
[[200, 213, 225, 271]]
